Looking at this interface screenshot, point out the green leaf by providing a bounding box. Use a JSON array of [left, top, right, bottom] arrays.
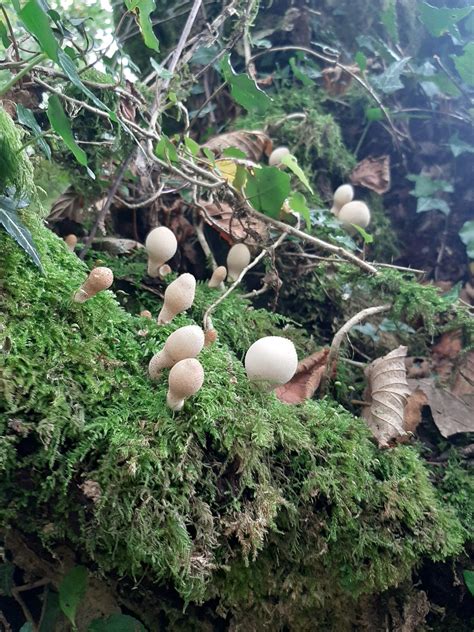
[[39, 590, 62, 632], [281, 154, 313, 193], [372, 57, 411, 94], [449, 133, 474, 158], [47, 95, 90, 171], [288, 192, 311, 229], [453, 42, 474, 87], [18, 0, 58, 62], [202, 147, 216, 166], [59, 566, 87, 627], [440, 281, 462, 304], [220, 54, 271, 114], [19, 624, 33, 632], [125, 0, 159, 52], [418, 2, 473, 38], [463, 569, 474, 596], [355, 51, 367, 73], [0, 562, 15, 596], [154, 135, 178, 163], [289, 56, 313, 86], [0, 194, 43, 272], [366, 107, 383, 121], [222, 147, 247, 159], [88, 613, 146, 632], [352, 224, 374, 243], [416, 197, 450, 215], [245, 166, 291, 218], [459, 221, 474, 259], [233, 164, 247, 191], [0, 20, 10, 48], [16, 104, 51, 159], [407, 173, 453, 197], [184, 136, 199, 156], [381, 0, 399, 43]]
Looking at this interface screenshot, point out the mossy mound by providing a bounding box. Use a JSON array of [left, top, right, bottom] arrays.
[[0, 218, 467, 628]]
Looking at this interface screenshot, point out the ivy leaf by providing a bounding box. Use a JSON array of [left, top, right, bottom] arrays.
[[281, 154, 313, 193], [407, 173, 453, 196], [16, 104, 51, 159], [448, 133, 474, 158], [59, 566, 88, 627], [418, 2, 473, 38], [452, 42, 474, 87], [155, 135, 178, 163], [18, 0, 58, 61], [0, 20, 10, 48], [372, 57, 411, 94], [125, 0, 159, 53], [0, 193, 43, 272], [88, 613, 146, 632], [245, 166, 291, 218], [464, 569, 474, 596], [220, 54, 271, 114], [459, 221, 474, 259], [287, 192, 311, 229], [416, 197, 450, 215]]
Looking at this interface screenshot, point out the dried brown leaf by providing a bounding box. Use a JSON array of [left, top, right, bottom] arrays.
[[350, 155, 391, 194], [203, 130, 272, 161], [48, 188, 85, 223], [200, 200, 268, 245], [275, 348, 329, 404], [403, 388, 428, 434], [362, 346, 411, 448]]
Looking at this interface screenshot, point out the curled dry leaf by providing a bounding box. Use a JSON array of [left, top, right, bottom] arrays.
[[48, 187, 85, 223], [350, 155, 391, 194], [322, 65, 359, 96], [203, 130, 272, 162], [275, 348, 329, 404], [362, 346, 411, 448], [199, 200, 268, 246]]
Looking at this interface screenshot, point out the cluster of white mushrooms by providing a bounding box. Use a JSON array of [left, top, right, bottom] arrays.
[[330, 184, 371, 229]]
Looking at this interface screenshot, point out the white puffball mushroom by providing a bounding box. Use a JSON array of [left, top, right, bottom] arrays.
[[64, 234, 77, 252], [245, 336, 298, 388], [73, 267, 114, 303], [338, 200, 371, 228], [145, 226, 177, 278], [208, 266, 227, 289], [157, 273, 196, 324], [167, 358, 204, 411], [148, 325, 205, 380], [269, 146, 290, 167], [331, 184, 354, 216], [226, 244, 251, 282]]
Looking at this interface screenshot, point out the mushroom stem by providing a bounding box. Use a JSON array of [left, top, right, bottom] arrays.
[[208, 266, 227, 289]]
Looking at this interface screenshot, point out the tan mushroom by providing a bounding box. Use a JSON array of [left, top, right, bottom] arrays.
[[73, 267, 114, 303], [64, 234, 78, 252], [157, 273, 196, 324], [245, 336, 298, 388], [208, 266, 227, 289], [330, 184, 354, 216], [269, 146, 290, 167], [140, 310, 152, 319], [338, 200, 371, 228], [167, 358, 204, 411], [226, 244, 251, 282], [145, 226, 177, 278], [148, 325, 205, 380]]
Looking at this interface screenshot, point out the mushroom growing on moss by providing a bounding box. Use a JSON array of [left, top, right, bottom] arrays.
[[338, 200, 371, 228], [208, 266, 227, 289], [73, 267, 114, 303], [245, 336, 298, 389], [269, 146, 290, 166], [148, 325, 205, 380], [167, 358, 204, 411], [330, 184, 354, 216], [64, 234, 77, 252], [226, 244, 251, 282], [145, 226, 177, 278], [157, 273, 196, 324]]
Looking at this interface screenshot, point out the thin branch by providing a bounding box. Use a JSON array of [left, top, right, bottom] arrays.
[[320, 304, 392, 393], [0, 52, 46, 97], [284, 252, 426, 275], [114, 184, 165, 209], [0, 4, 20, 61]]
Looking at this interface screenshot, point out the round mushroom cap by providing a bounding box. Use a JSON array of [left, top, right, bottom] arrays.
[[168, 358, 204, 398], [333, 184, 354, 211], [145, 226, 177, 262], [165, 325, 205, 363], [245, 336, 298, 386], [227, 244, 251, 280], [338, 200, 371, 228], [86, 266, 114, 292], [269, 146, 290, 166]]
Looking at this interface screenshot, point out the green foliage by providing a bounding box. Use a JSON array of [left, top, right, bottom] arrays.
[[18, 0, 59, 62], [0, 193, 43, 271], [125, 0, 160, 53], [47, 95, 90, 171], [459, 221, 474, 259], [16, 104, 51, 160], [0, 108, 35, 196], [245, 166, 290, 217], [59, 566, 88, 627], [89, 614, 146, 631], [220, 54, 271, 114], [418, 2, 473, 38]]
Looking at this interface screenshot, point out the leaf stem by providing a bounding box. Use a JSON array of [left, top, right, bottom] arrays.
[[0, 52, 47, 97]]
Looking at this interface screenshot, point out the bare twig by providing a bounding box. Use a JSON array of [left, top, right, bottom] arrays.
[[114, 184, 165, 209], [0, 4, 20, 62], [320, 304, 392, 393], [241, 282, 269, 299], [0, 610, 12, 632], [284, 252, 426, 275]]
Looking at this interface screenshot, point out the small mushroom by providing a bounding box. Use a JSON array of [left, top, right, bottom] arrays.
[[208, 266, 227, 289], [330, 184, 354, 216], [64, 234, 78, 252], [148, 325, 205, 380], [338, 200, 371, 228], [140, 310, 152, 319], [167, 358, 204, 411], [245, 336, 298, 388], [226, 244, 251, 282], [269, 146, 290, 167], [145, 226, 177, 278], [157, 273, 196, 324], [73, 267, 114, 303]]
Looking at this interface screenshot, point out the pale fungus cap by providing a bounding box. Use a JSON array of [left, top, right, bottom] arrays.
[[269, 146, 290, 167], [245, 336, 298, 387], [208, 266, 227, 289], [331, 184, 354, 216], [73, 266, 114, 303], [148, 325, 205, 380], [338, 200, 371, 228], [157, 273, 196, 324], [167, 358, 204, 411], [64, 234, 78, 252], [226, 244, 251, 282], [140, 310, 152, 319], [145, 226, 177, 277]]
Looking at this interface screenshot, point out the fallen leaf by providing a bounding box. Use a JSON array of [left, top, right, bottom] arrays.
[[350, 155, 391, 194], [48, 188, 85, 223], [203, 130, 272, 161], [362, 346, 411, 448], [451, 350, 474, 405], [321, 65, 358, 96], [405, 356, 431, 379], [403, 388, 428, 434], [432, 329, 462, 384], [275, 348, 329, 404], [199, 200, 268, 245]]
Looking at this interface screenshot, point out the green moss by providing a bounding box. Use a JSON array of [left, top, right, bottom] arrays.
[[0, 108, 35, 196]]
